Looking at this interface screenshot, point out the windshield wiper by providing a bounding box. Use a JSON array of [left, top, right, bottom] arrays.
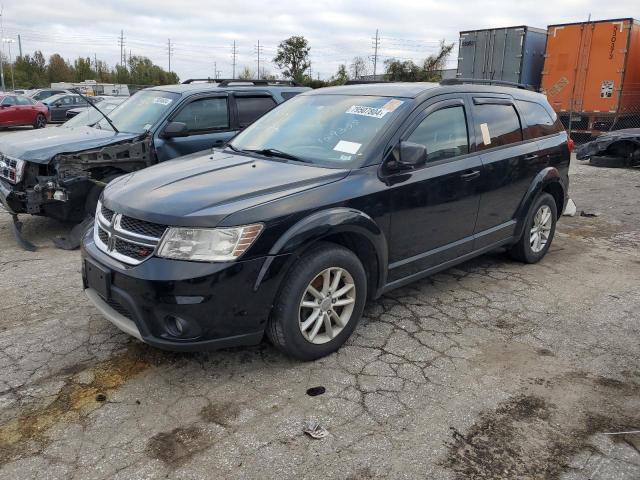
[[243, 148, 310, 163], [71, 88, 119, 134]]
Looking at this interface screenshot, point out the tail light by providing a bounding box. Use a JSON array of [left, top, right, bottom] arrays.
[[567, 138, 575, 153]]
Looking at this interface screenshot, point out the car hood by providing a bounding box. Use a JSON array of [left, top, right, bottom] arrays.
[[103, 150, 350, 227], [0, 126, 139, 163]]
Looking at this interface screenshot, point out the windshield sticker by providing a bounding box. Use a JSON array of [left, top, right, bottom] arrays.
[[480, 123, 492, 145], [381, 99, 404, 112], [339, 154, 353, 161], [153, 97, 173, 106], [143, 123, 152, 131], [334, 140, 361, 155], [346, 105, 388, 119]]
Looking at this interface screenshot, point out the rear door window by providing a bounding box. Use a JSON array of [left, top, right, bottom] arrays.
[[516, 100, 561, 138], [474, 103, 523, 150], [172, 97, 229, 133], [407, 106, 469, 162], [236, 95, 277, 127], [16, 96, 32, 105], [2, 96, 16, 106]]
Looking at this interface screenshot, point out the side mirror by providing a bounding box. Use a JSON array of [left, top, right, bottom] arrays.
[[54, 102, 61, 107], [0, 104, 6, 108], [397, 141, 427, 168], [162, 121, 189, 138]]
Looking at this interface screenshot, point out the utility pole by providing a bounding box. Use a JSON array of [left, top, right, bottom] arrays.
[[214, 61, 221, 79], [167, 38, 174, 72], [2, 38, 15, 90], [371, 29, 380, 77], [0, 7, 5, 91], [231, 41, 237, 78], [17, 34, 21, 58], [118, 30, 125, 69], [255, 40, 263, 79]]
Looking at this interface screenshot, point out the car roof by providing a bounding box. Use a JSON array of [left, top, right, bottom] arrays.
[[146, 83, 310, 95], [302, 82, 547, 102], [304, 82, 440, 98]]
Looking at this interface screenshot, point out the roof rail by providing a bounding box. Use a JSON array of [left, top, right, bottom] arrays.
[[344, 80, 389, 85], [440, 78, 535, 91], [181, 78, 302, 87]]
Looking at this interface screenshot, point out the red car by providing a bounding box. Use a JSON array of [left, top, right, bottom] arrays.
[[0, 94, 48, 129]]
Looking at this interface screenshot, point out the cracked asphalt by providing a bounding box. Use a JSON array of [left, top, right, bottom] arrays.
[[0, 155, 639, 479]]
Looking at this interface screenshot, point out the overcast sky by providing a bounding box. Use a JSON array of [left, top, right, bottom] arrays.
[[0, 1, 637, 81]]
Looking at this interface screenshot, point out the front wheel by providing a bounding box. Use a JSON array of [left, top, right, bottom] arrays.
[[509, 192, 557, 263], [34, 113, 46, 129], [266, 243, 367, 361]]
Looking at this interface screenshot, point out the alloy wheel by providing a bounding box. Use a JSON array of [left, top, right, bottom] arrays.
[[299, 267, 356, 344], [530, 205, 552, 253]]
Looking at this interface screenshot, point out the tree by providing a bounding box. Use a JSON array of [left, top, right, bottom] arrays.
[[349, 56, 368, 79], [74, 57, 95, 82], [330, 64, 349, 85], [273, 36, 310, 82], [238, 66, 255, 80], [384, 40, 455, 82], [47, 54, 74, 83], [422, 40, 455, 81]]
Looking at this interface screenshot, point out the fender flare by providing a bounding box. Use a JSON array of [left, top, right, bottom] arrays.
[[514, 166, 566, 239], [254, 207, 388, 296]]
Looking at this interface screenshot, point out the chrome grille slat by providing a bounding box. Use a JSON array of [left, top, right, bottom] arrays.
[[94, 200, 167, 265]]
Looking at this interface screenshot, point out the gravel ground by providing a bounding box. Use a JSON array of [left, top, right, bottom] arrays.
[[0, 151, 639, 479]]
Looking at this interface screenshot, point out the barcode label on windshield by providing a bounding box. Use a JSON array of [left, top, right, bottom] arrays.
[[346, 105, 388, 119]]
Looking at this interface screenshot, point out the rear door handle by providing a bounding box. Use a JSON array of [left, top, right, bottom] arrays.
[[460, 170, 481, 181], [525, 154, 540, 161]]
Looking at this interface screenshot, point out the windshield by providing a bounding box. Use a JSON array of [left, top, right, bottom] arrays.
[[42, 95, 65, 105], [95, 90, 180, 134], [229, 94, 409, 167], [63, 101, 121, 128]]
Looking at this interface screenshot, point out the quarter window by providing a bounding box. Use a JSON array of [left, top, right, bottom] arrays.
[[16, 96, 33, 105], [172, 97, 229, 132], [236, 96, 277, 127], [474, 103, 523, 149], [516, 100, 563, 138], [407, 106, 469, 162]]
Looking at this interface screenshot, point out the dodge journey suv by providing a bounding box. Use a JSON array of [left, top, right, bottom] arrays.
[[82, 80, 570, 360]]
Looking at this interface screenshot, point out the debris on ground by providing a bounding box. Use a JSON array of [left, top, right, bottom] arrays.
[[580, 211, 601, 218], [306, 386, 326, 397], [303, 419, 329, 439], [563, 198, 577, 217]]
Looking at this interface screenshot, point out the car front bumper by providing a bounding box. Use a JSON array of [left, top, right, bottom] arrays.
[[81, 229, 291, 352]]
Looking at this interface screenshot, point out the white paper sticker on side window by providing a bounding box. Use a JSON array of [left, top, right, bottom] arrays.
[[153, 97, 173, 106], [346, 105, 388, 119], [334, 140, 361, 154], [480, 123, 492, 145]]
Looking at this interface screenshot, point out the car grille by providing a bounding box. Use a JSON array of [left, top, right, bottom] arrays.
[[0, 153, 20, 183], [94, 200, 167, 265]]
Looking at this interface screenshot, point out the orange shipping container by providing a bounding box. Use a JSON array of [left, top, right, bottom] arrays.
[[542, 18, 640, 132]]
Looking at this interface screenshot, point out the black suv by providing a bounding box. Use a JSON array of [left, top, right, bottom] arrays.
[[82, 80, 570, 360]]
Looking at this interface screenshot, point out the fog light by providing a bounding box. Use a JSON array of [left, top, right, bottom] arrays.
[[164, 315, 195, 338], [53, 190, 67, 201]]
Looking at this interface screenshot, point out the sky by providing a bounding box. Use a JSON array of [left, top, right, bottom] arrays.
[[0, 0, 637, 81]]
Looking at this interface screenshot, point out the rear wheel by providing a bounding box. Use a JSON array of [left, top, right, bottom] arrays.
[[509, 192, 557, 264], [266, 243, 367, 360], [33, 113, 46, 129]]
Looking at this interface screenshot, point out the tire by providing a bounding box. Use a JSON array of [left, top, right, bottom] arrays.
[[266, 242, 367, 361], [589, 155, 627, 168], [84, 173, 122, 217], [33, 113, 46, 129], [508, 192, 557, 264]]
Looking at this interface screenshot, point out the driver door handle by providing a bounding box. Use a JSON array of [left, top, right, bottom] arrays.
[[460, 170, 481, 181]]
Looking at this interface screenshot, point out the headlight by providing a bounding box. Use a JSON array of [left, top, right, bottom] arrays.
[[0, 155, 26, 184], [157, 224, 263, 262]]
